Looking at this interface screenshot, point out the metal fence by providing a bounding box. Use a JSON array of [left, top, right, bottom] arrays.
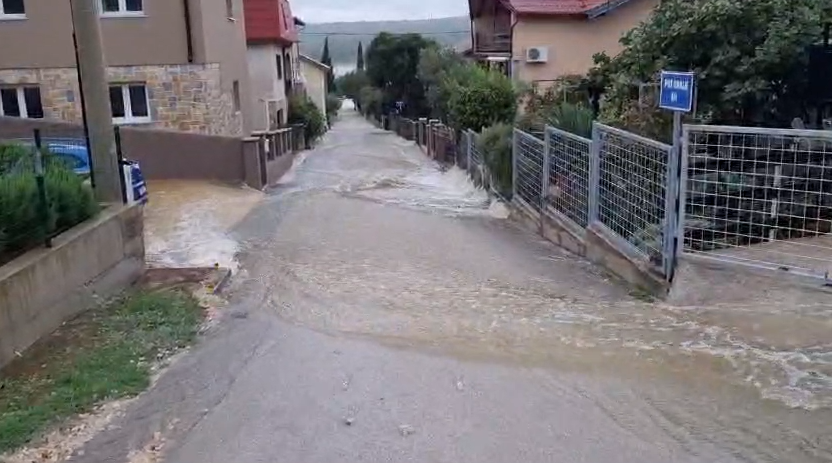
[[0, 129, 96, 265], [681, 125, 832, 281], [546, 126, 591, 229], [594, 124, 674, 269], [513, 129, 546, 213], [511, 123, 677, 277]]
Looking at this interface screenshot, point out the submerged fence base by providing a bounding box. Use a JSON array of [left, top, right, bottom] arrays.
[[512, 195, 670, 296]]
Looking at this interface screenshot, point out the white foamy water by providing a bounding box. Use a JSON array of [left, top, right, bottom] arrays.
[[143, 181, 264, 271], [339, 165, 507, 218]]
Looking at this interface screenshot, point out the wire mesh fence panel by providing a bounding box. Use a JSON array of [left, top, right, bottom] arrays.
[[681, 125, 832, 280], [545, 126, 591, 228], [514, 129, 545, 212], [596, 124, 671, 265], [467, 130, 488, 188]]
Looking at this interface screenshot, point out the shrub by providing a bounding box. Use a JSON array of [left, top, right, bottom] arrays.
[[477, 123, 514, 197], [288, 95, 326, 144], [0, 143, 31, 175], [325, 93, 342, 120], [446, 66, 516, 132], [358, 86, 383, 118], [545, 102, 594, 139], [0, 148, 98, 261]]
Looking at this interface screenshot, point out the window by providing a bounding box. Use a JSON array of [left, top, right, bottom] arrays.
[[232, 80, 241, 112], [100, 0, 143, 16], [108, 83, 150, 124], [276, 55, 283, 80], [0, 0, 25, 18], [0, 86, 43, 119], [225, 0, 233, 18]]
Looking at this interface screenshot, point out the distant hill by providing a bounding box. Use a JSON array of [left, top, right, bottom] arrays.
[[299, 16, 470, 69]]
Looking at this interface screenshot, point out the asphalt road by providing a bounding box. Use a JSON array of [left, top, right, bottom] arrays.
[[70, 108, 831, 463]]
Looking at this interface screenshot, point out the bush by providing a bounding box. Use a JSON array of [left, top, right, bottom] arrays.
[[288, 95, 326, 144], [0, 144, 98, 261], [446, 66, 516, 132], [546, 102, 594, 139], [358, 86, 383, 118], [0, 143, 31, 174], [325, 93, 342, 120], [477, 123, 514, 197]]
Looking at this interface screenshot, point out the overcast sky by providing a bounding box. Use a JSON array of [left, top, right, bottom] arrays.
[[293, 0, 469, 23]]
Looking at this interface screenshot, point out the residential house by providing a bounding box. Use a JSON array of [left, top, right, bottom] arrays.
[[299, 54, 329, 116], [468, 0, 659, 86], [0, 0, 254, 136], [243, 0, 304, 130]]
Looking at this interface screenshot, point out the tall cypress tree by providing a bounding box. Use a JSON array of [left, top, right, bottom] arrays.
[[320, 37, 335, 92], [356, 42, 365, 71]]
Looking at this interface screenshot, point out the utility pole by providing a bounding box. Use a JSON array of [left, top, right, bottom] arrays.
[[69, 0, 122, 203]]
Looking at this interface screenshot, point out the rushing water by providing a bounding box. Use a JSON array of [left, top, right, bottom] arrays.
[[149, 110, 832, 462]]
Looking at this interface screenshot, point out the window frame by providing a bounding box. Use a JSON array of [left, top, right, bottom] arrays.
[[0, 0, 26, 20], [99, 0, 144, 18], [0, 86, 43, 119], [109, 83, 151, 125]]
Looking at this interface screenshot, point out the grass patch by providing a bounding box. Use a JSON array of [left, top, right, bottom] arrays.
[[0, 290, 203, 453]]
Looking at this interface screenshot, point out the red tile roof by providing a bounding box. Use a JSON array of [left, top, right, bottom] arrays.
[[503, 0, 616, 15], [244, 0, 298, 44]]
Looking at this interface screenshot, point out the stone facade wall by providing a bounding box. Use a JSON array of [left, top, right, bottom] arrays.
[[0, 64, 242, 136]]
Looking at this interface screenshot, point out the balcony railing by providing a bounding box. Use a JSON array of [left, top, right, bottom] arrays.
[[474, 31, 511, 54]]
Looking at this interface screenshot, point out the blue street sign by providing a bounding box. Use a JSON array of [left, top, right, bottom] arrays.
[[659, 71, 695, 112]]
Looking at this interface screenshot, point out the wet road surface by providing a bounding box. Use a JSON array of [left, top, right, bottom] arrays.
[[102, 108, 831, 463]]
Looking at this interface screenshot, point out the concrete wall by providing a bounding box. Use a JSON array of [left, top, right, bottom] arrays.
[[0, 204, 145, 368], [512, 200, 669, 296], [512, 0, 658, 85], [0, 116, 297, 190], [247, 43, 290, 131]]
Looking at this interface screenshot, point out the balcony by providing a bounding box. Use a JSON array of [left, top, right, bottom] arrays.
[[474, 30, 511, 54]]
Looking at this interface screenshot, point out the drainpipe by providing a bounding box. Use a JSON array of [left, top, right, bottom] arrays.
[[182, 0, 194, 63], [508, 11, 519, 80]]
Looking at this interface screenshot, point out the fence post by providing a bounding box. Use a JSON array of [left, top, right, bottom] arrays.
[[588, 123, 601, 224], [512, 129, 518, 202], [675, 125, 690, 270], [466, 130, 473, 178], [113, 126, 128, 204], [542, 126, 551, 214], [32, 129, 52, 248]]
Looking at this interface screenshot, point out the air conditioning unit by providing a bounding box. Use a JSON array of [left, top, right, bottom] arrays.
[[525, 46, 549, 63]]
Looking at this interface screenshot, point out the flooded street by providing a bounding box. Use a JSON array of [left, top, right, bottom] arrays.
[[132, 109, 831, 463]]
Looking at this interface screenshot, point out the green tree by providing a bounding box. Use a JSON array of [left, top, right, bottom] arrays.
[[320, 37, 336, 93], [356, 41, 365, 71], [417, 46, 466, 120], [601, 0, 832, 128], [366, 32, 435, 116], [445, 65, 517, 132], [335, 71, 370, 100]]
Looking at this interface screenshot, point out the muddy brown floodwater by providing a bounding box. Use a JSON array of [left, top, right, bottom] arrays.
[[138, 108, 831, 463]]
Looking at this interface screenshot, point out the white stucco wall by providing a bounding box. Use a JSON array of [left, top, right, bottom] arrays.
[[246, 43, 289, 130], [301, 59, 328, 118]]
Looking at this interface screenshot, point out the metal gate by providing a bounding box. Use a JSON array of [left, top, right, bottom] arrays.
[[680, 125, 832, 281]]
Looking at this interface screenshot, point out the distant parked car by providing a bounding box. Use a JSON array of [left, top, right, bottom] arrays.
[[11, 137, 148, 205], [15, 138, 91, 176]]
